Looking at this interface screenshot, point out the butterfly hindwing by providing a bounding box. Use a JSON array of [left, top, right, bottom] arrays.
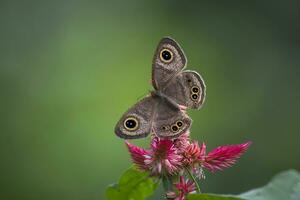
[[163, 70, 206, 109], [115, 95, 192, 139], [152, 97, 192, 139]]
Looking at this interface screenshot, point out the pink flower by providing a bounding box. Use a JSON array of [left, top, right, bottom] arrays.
[[173, 176, 196, 200], [174, 131, 191, 153], [202, 142, 252, 172], [182, 142, 202, 165], [180, 142, 206, 179], [198, 142, 206, 162], [126, 142, 150, 171], [126, 137, 183, 176]]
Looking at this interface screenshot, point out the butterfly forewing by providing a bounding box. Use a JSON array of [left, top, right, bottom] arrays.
[[115, 96, 156, 139], [152, 37, 187, 90]]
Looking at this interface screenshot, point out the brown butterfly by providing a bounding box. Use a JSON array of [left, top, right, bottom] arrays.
[[115, 37, 206, 139]]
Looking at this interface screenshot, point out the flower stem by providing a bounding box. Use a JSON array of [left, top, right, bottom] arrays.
[[162, 175, 173, 191], [185, 167, 201, 193]]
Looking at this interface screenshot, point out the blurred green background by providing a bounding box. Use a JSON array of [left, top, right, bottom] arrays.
[[1, 0, 299, 199]]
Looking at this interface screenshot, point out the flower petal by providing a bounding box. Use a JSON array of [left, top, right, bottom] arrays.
[[175, 176, 196, 195], [203, 141, 251, 172], [125, 141, 150, 170]]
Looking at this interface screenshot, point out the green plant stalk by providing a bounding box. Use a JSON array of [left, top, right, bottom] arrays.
[[186, 167, 201, 193], [162, 175, 173, 191]]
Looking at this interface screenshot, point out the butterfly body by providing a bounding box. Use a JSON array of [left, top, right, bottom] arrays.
[[115, 37, 206, 139], [150, 90, 180, 109]]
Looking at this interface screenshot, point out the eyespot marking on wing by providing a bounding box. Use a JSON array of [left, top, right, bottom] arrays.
[[161, 125, 170, 131], [176, 120, 183, 127], [123, 116, 139, 131], [171, 124, 179, 132], [169, 120, 185, 133], [191, 93, 199, 101], [159, 48, 174, 63], [191, 86, 200, 93]]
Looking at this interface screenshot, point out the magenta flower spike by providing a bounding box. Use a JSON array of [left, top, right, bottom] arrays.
[[125, 133, 251, 199], [125, 141, 150, 171], [175, 176, 196, 195], [203, 142, 252, 172], [126, 137, 183, 176]]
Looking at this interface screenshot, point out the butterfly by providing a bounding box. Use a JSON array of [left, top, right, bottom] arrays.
[[115, 37, 206, 139]]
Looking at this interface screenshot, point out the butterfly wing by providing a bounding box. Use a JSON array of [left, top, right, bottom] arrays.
[[116, 37, 201, 139], [152, 97, 192, 139], [115, 96, 156, 139], [115, 95, 191, 139], [162, 70, 206, 109], [152, 37, 187, 90]]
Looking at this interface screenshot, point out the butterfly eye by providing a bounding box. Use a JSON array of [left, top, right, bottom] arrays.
[[160, 48, 173, 63], [176, 120, 183, 127], [171, 124, 179, 132], [123, 117, 139, 131], [191, 86, 200, 93], [191, 93, 198, 101]]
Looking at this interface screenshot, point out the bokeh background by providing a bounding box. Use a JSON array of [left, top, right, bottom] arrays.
[[1, 1, 300, 199]]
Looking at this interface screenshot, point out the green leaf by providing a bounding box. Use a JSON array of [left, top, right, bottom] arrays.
[[187, 193, 243, 200], [239, 169, 300, 200], [106, 165, 158, 200], [187, 170, 300, 200]]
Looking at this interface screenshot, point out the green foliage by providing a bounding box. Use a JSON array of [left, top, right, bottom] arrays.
[[107, 168, 300, 200], [187, 170, 300, 200], [106, 166, 158, 200], [187, 194, 243, 200], [238, 169, 300, 200]]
